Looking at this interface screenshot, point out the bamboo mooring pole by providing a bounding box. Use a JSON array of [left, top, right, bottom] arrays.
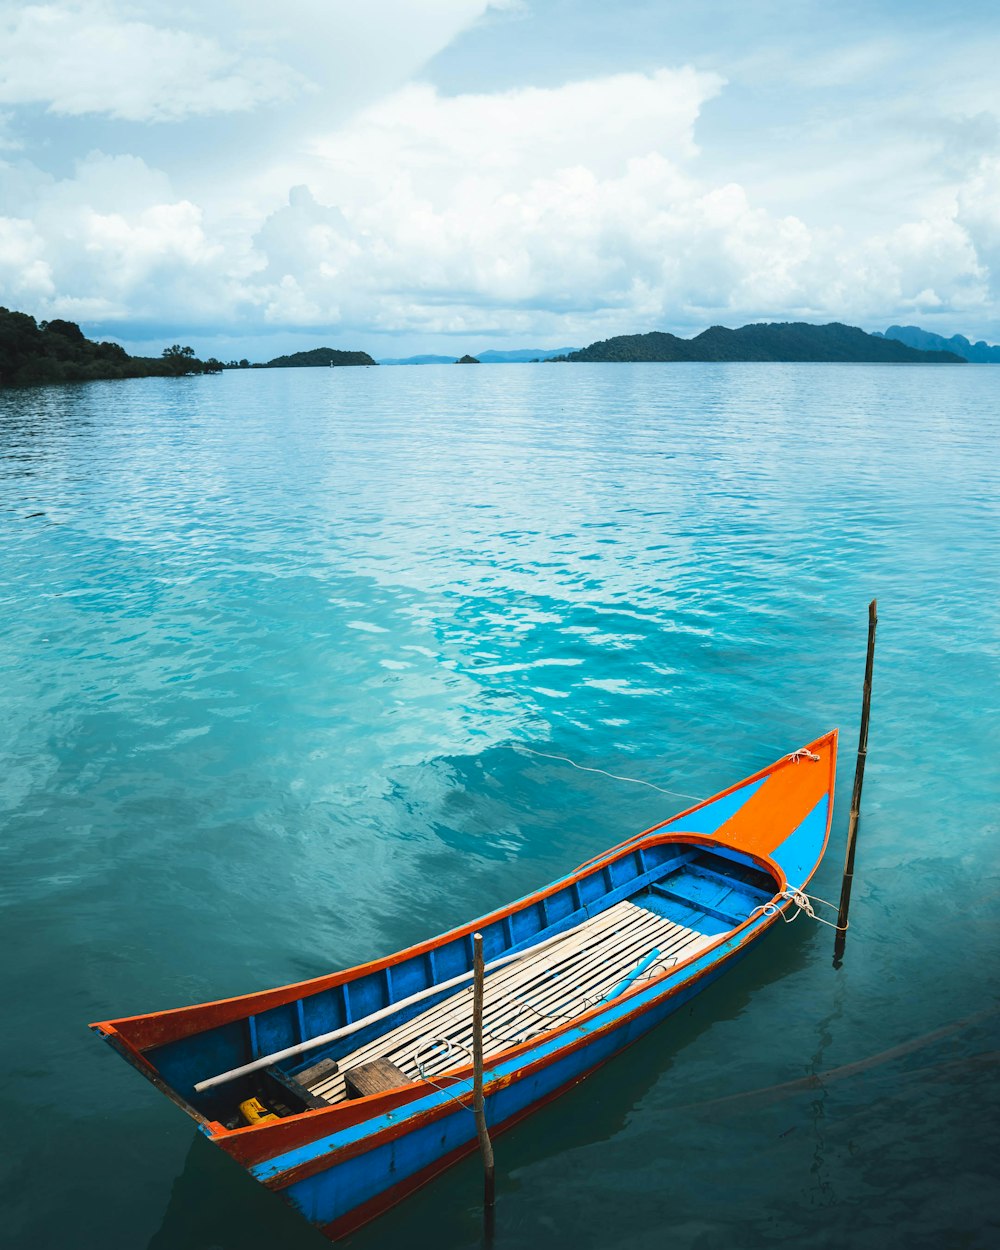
[[834, 599, 878, 965], [472, 932, 497, 1225]]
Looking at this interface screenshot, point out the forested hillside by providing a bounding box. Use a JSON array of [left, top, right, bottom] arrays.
[[0, 307, 223, 386], [558, 322, 965, 364]]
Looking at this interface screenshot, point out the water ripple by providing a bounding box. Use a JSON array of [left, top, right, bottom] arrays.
[[1, 363, 997, 1249]]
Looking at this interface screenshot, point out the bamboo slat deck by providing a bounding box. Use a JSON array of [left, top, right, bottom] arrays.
[[301, 900, 717, 1105]]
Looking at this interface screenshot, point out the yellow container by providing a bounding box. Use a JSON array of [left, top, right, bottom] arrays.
[[238, 1096, 279, 1126]]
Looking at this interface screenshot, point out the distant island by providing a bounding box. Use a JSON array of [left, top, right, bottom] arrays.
[[877, 325, 1000, 363], [0, 307, 224, 387], [256, 347, 376, 369], [551, 322, 965, 364], [379, 347, 577, 365], [456, 354, 480, 364]]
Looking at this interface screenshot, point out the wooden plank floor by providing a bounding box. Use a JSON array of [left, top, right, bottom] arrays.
[[301, 900, 717, 1105]]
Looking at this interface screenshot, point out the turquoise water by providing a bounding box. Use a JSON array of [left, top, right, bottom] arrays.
[[1, 363, 997, 1249]]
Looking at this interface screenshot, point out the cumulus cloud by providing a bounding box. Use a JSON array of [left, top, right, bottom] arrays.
[[311, 68, 720, 187], [0, 150, 230, 322], [236, 70, 992, 337], [0, 217, 53, 300], [244, 69, 734, 330], [0, 51, 997, 346]]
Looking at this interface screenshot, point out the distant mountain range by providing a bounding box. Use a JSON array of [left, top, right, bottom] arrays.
[[877, 325, 1000, 363], [260, 327, 996, 369], [379, 354, 455, 365], [379, 347, 577, 365], [554, 322, 965, 364], [8, 302, 993, 388], [477, 348, 578, 363]]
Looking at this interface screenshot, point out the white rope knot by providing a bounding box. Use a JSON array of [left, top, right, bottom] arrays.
[[787, 747, 821, 763], [751, 889, 847, 931]]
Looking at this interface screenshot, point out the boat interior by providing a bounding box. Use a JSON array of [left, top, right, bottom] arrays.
[[146, 839, 779, 1127]]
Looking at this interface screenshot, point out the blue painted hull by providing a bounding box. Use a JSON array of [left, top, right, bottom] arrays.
[[277, 945, 741, 1236], [92, 731, 838, 1241]]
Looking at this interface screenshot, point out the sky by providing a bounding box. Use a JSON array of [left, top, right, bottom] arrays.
[[1, 0, 999, 359]]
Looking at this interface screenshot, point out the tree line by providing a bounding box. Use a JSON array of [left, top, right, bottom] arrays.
[[0, 307, 225, 386]]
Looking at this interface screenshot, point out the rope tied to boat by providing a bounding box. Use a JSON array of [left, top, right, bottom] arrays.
[[751, 889, 847, 930], [412, 1038, 478, 1114], [787, 747, 821, 763], [507, 987, 593, 1027], [639, 953, 680, 979]]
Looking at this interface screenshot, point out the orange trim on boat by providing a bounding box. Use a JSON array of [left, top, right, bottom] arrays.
[[91, 733, 836, 1058], [713, 731, 837, 858], [573, 730, 837, 872]]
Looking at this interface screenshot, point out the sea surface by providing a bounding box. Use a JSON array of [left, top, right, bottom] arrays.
[[1, 363, 997, 1250]]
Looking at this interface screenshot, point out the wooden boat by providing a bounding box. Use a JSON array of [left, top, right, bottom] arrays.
[[92, 730, 837, 1240]]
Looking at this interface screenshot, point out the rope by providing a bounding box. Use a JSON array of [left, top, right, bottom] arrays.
[[514, 745, 703, 801], [515, 740, 821, 801], [751, 889, 846, 931], [639, 953, 680, 979], [412, 1038, 477, 1113], [510, 988, 594, 1025]]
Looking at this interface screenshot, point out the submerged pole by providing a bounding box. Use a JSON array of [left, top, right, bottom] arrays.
[[834, 599, 878, 965], [472, 933, 496, 1229]]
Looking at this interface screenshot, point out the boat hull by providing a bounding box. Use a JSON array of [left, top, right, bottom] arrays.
[[283, 942, 745, 1239], [92, 730, 838, 1242]]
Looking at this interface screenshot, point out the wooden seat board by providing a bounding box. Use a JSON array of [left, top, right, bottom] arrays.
[[309, 919, 713, 1099], [304, 900, 724, 1103], [406, 921, 716, 1077], [473, 923, 711, 1038], [306, 903, 660, 1097], [421, 914, 695, 1057], [311, 908, 706, 1094], [305, 901, 645, 1096]]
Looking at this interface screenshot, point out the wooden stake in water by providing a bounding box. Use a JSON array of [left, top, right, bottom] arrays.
[[834, 599, 878, 965], [472, 932, 496, 1221]]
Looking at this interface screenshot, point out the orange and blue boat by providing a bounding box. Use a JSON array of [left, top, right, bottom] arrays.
[[92, 730, 838, 1241]]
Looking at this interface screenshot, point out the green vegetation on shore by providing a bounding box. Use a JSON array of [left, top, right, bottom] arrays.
[[554, 321, 966, 364], [256, 347, 376, 368], [0, 307, 224, 386]]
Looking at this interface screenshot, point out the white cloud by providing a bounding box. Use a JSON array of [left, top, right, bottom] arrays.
[[244, 69, 729, 328], [0, 53, 997, 347], [957, 157, 1000, 299], [311, 67, 720, 186], [0, 1, 511, 123], [0, 150, 227, 321], [236, 71, 992, 336], [0, 217, 53, 299], [0, 3, 305, 121]]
